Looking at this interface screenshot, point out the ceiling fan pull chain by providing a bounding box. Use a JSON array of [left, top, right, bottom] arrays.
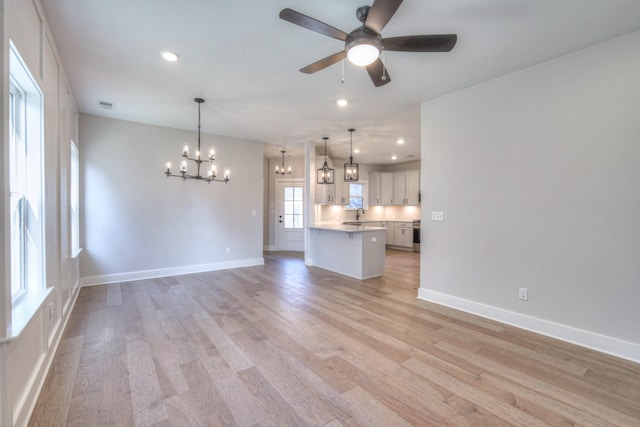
[[341, 57, 345, 84]]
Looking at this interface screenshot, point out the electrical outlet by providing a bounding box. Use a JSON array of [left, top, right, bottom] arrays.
[[371, 237, 377, 243], [226, 247, 231, 254], [518, 287, 528, 301], [48, 302, 54, 319], [431, 211, 444, 221]]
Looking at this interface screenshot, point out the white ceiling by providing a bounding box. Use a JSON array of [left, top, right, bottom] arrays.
[[41, 0, 640, 164]]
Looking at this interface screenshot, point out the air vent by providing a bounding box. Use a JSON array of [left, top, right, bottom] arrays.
[[98, 100, 114, 110], [405, 154, 414, 158]]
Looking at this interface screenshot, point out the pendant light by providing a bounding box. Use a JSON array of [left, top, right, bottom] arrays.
[[275, 150, 292, 175], [344, 128, 359, 181], [164, 98, 230, 183], [317, 137, 334, 184]]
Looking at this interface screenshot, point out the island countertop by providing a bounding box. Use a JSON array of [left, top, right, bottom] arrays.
[[308, 223, 386, 233]]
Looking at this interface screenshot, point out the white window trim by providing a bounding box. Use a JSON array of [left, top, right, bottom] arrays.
[[6, 40, 47, 340], [344, 180, 368, 211], [69, 140, 82, 258]]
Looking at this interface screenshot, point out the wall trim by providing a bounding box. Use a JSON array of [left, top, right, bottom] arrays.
[[418, 288, 640, 364], [263, 245, 277, 251], [80, 258, 265, 287], [16, 284, 81, 427]]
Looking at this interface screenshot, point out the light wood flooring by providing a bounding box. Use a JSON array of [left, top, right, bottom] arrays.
[[29, 250, 640, 426]]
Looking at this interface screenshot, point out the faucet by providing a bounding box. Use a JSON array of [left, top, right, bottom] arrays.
[[356, 208, 365, 221]]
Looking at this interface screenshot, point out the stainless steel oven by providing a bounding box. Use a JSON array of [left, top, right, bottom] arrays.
[[412, 220, 420, 252]]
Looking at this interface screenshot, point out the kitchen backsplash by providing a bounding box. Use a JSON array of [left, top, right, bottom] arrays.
[[318, 204, 420, 223]]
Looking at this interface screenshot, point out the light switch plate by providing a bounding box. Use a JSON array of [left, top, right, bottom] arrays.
[[431, 211, 444, 221]]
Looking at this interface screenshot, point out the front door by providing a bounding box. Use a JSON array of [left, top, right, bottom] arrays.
[[276, 180, 305, 251]]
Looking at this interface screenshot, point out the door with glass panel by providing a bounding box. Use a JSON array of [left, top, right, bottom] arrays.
[[276, 180, 304, 251]]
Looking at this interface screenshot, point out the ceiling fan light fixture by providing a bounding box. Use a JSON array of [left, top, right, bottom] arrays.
[[346, 41, 380, 66]]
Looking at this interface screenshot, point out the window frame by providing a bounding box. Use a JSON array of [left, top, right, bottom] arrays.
[[9, 78, 28, 302], [283, 185, 304, 229], [70, 140, 81, 257], [8, 41, 46, 310], [344, 181, 368, 211]]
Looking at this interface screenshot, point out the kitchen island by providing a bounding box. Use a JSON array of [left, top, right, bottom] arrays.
[[308, 224, 386, 279]]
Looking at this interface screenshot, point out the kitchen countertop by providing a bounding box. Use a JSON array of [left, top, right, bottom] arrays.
[[308, 223, 387, 232]]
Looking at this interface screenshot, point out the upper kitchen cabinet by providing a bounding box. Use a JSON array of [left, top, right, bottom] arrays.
[[380, 172, 394, 205], [370, 170, 420, 205], [315, 156, 335, 204], [333, 169, 349, 205], [393, 170, 420, 205]]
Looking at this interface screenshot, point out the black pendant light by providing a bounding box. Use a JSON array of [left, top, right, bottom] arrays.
[[275, 150, 292, 175], [344, 128, 359, 181], [317, 137, 334, 184], [164, 98, 230, 183]]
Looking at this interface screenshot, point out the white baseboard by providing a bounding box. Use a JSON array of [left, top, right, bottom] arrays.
[[418, 288, 640, 364], [264, 245, 277, 251], [80, 257, 265, 287]]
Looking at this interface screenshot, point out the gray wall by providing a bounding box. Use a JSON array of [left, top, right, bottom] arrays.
[[80, 114, 264, 281], [420, 30, 640, 360]]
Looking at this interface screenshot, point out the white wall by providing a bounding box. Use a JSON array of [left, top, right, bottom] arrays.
[[79, 114, 264, 284], [1, 1, 80, 426], [420, 30, 640, 361]]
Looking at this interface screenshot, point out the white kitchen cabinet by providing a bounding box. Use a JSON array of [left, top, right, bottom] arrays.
[[385, 221, 395, 245], [405, 170, 420, 205], [392, 171, 406, 205], [369, 172, 381, 205], [380, 172, 394, 205], [393, 222, 413, 248], [334, 169, 350, 205], [392, 170, 420, 205], [315, 156, 335, 204]]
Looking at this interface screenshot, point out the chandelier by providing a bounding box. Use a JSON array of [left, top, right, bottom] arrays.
[[275, 150, 292, 175], [344, 128, 359, 181], [317, 137, 334, 184], [164, 98, 230, 183]]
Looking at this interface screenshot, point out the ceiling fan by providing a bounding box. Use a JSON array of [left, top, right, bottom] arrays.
[[279, 0, 457, 87]]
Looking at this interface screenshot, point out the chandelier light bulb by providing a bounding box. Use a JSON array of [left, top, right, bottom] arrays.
[[183, 145, 189, 156]]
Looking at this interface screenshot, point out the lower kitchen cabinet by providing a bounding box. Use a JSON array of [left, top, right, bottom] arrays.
[[394, 223, 413, 248], [385, 222, 395, 245]]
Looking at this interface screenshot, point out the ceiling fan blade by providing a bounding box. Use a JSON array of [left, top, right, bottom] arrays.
[[279, 8, 348, 41], [300, 51, 347, 74], [383, 34, 457, 52], [366, 58, 391, 87], [364, 0, 404, 34]]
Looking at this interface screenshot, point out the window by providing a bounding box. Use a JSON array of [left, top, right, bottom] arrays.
[[345, 182, 366, 210], [70, 140, 80, 256], [9, 42, 45, 305], [9, 80, 27, 300], [283, 186, 303, 229]]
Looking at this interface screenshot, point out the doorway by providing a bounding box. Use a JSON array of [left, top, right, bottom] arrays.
[[276, 179, 305, 251]]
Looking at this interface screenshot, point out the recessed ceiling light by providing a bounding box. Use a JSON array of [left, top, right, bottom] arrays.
[[354, 149, 360, 154], [162, 51, 180, 62], [391, 155, 397, 160], [336, 99, 348, 107], [397, 138, 405, 144]]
